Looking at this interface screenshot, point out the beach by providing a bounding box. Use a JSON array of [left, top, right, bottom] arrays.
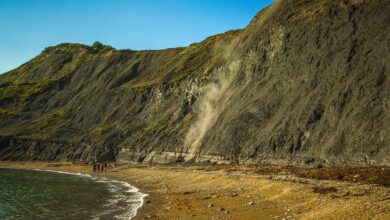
[[0, 161, 389, 220]]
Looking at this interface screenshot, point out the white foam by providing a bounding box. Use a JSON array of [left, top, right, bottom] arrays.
[[32, 168, 148, 219], [33, 169, 92, 178]]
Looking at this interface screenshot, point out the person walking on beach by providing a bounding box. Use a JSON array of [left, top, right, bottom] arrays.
[[92, 163, 97, 173], [96, 163, 100, 173], [99, 162, 104, 173]]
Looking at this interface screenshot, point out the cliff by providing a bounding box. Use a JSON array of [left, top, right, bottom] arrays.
[[1, 0, 389, 166]]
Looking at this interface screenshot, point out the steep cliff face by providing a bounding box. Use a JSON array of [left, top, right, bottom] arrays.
[[0, 0, 389, 166]]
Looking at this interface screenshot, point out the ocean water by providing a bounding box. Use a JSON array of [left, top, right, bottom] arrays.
[[0, 168, 147, 220]]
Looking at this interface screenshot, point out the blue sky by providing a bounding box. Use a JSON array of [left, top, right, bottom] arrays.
[[0, 0, 273, 74]]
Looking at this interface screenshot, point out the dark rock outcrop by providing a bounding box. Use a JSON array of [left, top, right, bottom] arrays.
[[0, 0, 389, 166], [0, 136, 113, 162]]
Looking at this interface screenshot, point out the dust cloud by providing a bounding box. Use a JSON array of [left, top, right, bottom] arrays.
[[184, 60, 242, 157]]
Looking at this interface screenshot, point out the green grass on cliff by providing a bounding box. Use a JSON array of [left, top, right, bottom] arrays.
[[0, 107, 72, 139], [144, 123, 167, 134]]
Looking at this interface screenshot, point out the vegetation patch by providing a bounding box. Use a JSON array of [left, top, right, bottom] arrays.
[[87, 41, 114, 54], [144, 123, 167, 134]]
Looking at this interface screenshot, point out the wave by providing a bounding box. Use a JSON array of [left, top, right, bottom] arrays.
[[33, 169, 148, 219]]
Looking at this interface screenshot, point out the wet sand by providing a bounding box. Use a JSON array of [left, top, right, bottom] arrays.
[[0, 161, 389, 220]]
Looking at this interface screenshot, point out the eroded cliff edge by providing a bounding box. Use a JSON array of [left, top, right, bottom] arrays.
[[1, 0, 389, 166]]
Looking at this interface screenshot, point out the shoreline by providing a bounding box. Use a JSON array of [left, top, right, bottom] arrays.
[[0, 161, 389, 220], [30, 168, 148, 219]]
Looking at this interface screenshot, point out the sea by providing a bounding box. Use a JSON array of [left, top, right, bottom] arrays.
[[0, 168, 147, 220]]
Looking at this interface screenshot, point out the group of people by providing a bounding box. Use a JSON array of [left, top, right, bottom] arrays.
[[92, 162, 108, 173]]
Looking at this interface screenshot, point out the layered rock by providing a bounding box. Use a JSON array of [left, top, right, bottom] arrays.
[[0, 0, 389, 166]]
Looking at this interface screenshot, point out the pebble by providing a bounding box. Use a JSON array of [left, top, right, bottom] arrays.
[[208, 204, 214, 208], [218, 207, 225, 212], [248, 201, 255, 205], [166, 207, 171, 210]]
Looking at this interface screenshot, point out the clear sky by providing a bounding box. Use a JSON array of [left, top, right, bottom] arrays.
[[0, 0, 273, 74]]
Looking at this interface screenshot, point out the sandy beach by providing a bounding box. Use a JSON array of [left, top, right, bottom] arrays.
[[0, 161, 389, 220]]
